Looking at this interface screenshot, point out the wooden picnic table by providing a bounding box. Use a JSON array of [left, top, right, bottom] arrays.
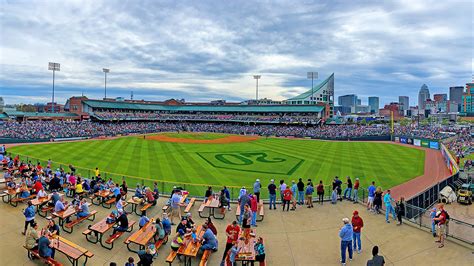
[[198, 196, 224, 219], [52, 206, 77, 227], [91, 190, 111, 206], [84, 217, 116, 247], [49, 235, 94, 266], [177, 225, 205, 266], [235, 229, 257, 264], [127, 198, 144, 215], [125, 219, 156, 253]]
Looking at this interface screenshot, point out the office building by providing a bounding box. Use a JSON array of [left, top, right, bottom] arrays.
[[398, 96, 409, 115], [338, 94, 358, 108], [368, 97, 379, 115], [418, 84, 430, 110], [462, 82, 474, 114], [433, 94, 447, 102]]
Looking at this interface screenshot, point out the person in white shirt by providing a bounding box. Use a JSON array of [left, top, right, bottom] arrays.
[[279, 180, 287, 202]]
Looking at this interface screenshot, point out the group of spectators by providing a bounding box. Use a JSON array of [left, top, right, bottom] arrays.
[[94, 111, 320, 124]]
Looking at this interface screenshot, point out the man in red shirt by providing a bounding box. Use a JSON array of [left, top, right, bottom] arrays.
[[351, 210, 364, 253], [352, 178, 360, 203], [221, 221, 240, 263], [32, 179, 43, 194], [250, 195, 258, 227], [433, 203, 447, 248]]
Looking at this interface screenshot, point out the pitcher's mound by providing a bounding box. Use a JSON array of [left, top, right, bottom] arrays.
[[147, 134, 259, 144]]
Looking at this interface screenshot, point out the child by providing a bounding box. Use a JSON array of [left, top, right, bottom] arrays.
[[125, 257, 135, 266], [331, 188, 337, 204], [106, 210, 117, 224], [430, 208, 437, 237], [228, 241, 241, 266], [139, 214, 150, 229], [191, 227, 197, 243]]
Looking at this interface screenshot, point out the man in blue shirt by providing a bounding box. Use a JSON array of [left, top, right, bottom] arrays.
[[38, 232, 55, 259], [339, 218, 353, 265], [367, 181, 376, 211], [223, 186, 231, 211], [200, 224, 218, 251], [383, 189, 396, 223], [170, 190, 185, 225]]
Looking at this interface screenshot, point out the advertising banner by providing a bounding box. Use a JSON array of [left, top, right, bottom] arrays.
[[400, 137, 407, 144], [429, 141, 439, 150], [421, 139, 430, 148], [414, 139, 421, 146], [394, 137, 400, 142], [407, 138, 413, 145]]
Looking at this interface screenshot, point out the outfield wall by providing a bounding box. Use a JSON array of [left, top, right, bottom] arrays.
[[393, 135, 440, 150]]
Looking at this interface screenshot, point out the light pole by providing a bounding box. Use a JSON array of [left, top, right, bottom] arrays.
[[253, 75, 261, 103], [103, 68, 110, 99], [307, 72, 318, 104], [48, 62, 60, 113]]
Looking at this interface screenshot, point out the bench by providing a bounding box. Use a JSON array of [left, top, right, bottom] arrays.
[[24, 246, 63, 266], [184, 198, 196, 213], [38, 205, 54, 218], [102, 220, 136, 250], [102, 197, 116, 209], [11, 195, 35, 207], [165, 250, 178, 266], [198, 202, 206, 213], [199, 249, 212, 266], [154, 235, 167, 250], [63, 210, 98, 233], [140, 203, 153, 215]]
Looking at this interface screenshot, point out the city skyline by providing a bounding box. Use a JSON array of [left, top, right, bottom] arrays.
[[1, 1, 472, 106]]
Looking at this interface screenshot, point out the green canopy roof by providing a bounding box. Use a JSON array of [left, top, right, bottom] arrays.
[[83, 100, 324, 113]]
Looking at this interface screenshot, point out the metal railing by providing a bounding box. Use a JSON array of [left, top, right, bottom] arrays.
[[404, 203, 474, 245], [8, 152, 366, 203]]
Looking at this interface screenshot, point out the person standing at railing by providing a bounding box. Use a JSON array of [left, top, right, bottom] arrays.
[[297, 178, 305, 205], [433, 203, 448, 248], [253, 179, 261, 202], [316, 180, 324, 204], [430, 207, 437, 237], [267, 180, 277, 210], [383, 190, 396, 223], [352, 178, 360, 203], [395, 198, 405, 226], [367, 182, 376, 212]]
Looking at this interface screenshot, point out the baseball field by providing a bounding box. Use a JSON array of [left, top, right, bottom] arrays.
[[8, 133, 425, 197]]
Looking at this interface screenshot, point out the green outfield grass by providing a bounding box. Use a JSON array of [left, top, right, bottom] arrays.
[[9, 133, 425, 198], [163, 132, 228, 140]]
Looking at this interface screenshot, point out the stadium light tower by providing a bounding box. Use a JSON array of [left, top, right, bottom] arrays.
[[48, 62, 60, 113], [103, 68, 110, 99], [307, 72, 318, 104], [253, 75, 261, 103]]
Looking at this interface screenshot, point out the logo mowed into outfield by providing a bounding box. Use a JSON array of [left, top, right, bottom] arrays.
[[196, 150, 304, 175]]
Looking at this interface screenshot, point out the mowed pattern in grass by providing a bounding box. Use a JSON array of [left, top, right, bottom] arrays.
[[9, 133, 425, 191], [162, 132, 228, 140]]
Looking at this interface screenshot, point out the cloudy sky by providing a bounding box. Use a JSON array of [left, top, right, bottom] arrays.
[[0, 0, 472, 107]]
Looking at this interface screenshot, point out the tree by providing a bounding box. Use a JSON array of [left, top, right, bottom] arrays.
[[441, 118, 449, 126], [399, 118, 411, 127]]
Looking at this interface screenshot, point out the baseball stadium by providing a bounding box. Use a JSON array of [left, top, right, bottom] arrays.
[[1, 74, 473, 266], [2, 1, 474, 265]]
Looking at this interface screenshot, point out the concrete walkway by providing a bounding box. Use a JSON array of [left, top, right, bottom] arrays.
[[0, 196, 472, 265]]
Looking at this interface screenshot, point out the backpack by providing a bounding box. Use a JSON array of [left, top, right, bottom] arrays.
[[442, 210, 450, 223]]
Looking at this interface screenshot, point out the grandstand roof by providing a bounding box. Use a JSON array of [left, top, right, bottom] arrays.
[[286, 73, 334, 101], [83, 100, 325, 113], [3, 111, 79, 118]]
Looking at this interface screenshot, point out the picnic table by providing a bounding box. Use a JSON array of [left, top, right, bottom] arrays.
[[198, 196, 224, 219], [1, 187, 35, 207], [49, 235, 94, 266], [91, 190, 111, 206], [124, 219, 156, 253], [177, 225, 205, 266], [52, 206, 77, 228], [31, 193, 63, 217], [83, 216, 116, 246], [235, 229, 257, 264]]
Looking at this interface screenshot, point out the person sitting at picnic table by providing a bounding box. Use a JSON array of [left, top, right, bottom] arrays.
[[22, 200, 36, 235], [171, 229, 185, 261], [200, 223, 218, 252], [116, 195, 125, 213], [219, 189, 229, 213], [134, 184, 144, 199], [206, 217, 218, 236], [153, 182, 160, 200], [110, 183, 120, 197], [54, 196, 71, 222], [32, 179, 43, 194], [36, 187, 47, 199], [25, 221, 40, 251], [144, 187, 156, 206], [137, 243, 155, 266], [75, 198, 90, 218], [48, 191, 60, 207], [111, 211, 129, 235], [106, 178, 114, 188], [19, 183, 31, 198], [47, 218, 60, 235], [184, 213, 195, 228], [75, 177, 84, 197], [153, 218, 166, 241], [38, 230, 55, 259], [48, 174, 61, 192], [139, 214, 150, 229], [176, 218, 189, 234], [205, 186, 213, 201], [82, 178, 91, 193]]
